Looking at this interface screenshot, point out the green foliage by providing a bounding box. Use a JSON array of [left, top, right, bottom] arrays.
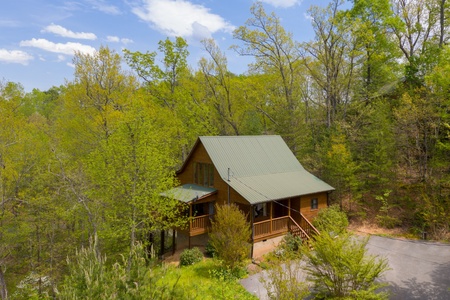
[[313, 204, 349, 234], [209, 204, 252, 271], [205, 240, 216, 258], [179, 247, 203, 266], [59, 239, 183, 299], [274, 233, 303, 260], [375, 190, 401, 229], [302, 231, 390, 299], [260, 261, 310, 300]]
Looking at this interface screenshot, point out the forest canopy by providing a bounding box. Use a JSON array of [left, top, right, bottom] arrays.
[[1, 0, 449, 298]]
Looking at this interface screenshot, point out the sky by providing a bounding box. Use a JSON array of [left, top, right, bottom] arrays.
[[0, 0, 331, 92]]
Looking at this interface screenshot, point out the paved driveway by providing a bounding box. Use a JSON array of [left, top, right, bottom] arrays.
[[241, 235, 450, 299]]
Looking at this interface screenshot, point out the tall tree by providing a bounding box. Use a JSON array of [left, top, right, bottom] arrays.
[[232, 2, 306, 151], [348, 0, 401, 100], [301, 0, 358, 127]]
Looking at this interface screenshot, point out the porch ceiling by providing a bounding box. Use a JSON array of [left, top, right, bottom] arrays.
[[161, 184, 217, 203]]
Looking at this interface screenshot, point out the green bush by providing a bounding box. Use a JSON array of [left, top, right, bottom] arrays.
[[209, 204, 251, 271], [302, 231, 390, 299], [260, 260, 310, 300], [272, 233, 303, 260], [179, 247, 203, 266], [313, 204, 349, 234]]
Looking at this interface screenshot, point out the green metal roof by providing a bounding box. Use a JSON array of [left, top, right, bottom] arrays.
[[199, 135, 334, 204], [161, 184, 217, 203]]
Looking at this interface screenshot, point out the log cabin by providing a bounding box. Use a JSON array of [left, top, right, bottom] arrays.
[[163, 135, 334, 257]]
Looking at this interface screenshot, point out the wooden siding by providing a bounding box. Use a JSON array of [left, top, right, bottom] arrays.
[[177, 142, 248, 207]]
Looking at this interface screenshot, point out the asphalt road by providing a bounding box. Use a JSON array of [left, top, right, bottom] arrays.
[[240, 235, 450, 299]]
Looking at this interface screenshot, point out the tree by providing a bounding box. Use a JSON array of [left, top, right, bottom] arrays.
[[198, 39, 257, 136], [125, 37, 216, 161], [301, 0, 358, 127], [347, 0, 401, 101], [209, 204, 251, 271], [232, 2, 306, 151], [86, 95, 186, 253], [302, 231, 390, 299]]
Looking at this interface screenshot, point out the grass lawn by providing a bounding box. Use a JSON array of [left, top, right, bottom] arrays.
[[159, 258, 258, 300]]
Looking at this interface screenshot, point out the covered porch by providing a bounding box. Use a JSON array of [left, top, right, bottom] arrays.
[[162, 184, 216, 249], [250, 198, 319, 242]]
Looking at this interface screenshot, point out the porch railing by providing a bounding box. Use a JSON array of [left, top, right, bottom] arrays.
[[189, 214, 212, 235], [295, 213, 320, 237], [253, 214, 319, 241]]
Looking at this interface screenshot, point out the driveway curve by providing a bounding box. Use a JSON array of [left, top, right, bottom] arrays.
[[241, 235, 450, 299]]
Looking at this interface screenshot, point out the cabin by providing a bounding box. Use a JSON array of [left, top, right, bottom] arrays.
[[163, 135, 334, 257]]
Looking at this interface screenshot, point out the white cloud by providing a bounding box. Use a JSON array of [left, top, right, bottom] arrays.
[[261, 0, 301, 8], [107, 36, 134, 44], [57, 54, 66, 62], [0, 49, 33, 65], [67, 62, 76, 68], [87, 0, 121, 15], [20, 38, 96, 56], [42, 24, 97, 40], [132, 0, 234, 39], [107, 35, 120, 42]]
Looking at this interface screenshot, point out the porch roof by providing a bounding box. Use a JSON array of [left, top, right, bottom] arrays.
[[228, 171, 334, 204], [161, 184, 217, 203]]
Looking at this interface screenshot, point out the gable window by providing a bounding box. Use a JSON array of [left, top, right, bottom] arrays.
[[311, 198, 318, 210], [194, 163, 214, 187]]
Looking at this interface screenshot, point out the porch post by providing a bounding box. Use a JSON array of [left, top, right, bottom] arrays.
[[270, 202, 273, 233], [189, 204, 192, 249], [288, 198, 291, 217], [189, 204, 193, 231], [172, 229, 176, 255], [250, 204, 254, 259]]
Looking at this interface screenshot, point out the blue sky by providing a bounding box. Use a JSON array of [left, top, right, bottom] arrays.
[[1, 0, 331, 92]]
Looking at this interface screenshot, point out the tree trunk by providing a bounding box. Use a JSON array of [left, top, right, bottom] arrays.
[[0, 267, 7, 300]]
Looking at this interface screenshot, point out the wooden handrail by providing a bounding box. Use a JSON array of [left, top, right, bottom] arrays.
[[302, 213, 320, 235], [253, 216, 289, 226], [288, 216, 310, 240]]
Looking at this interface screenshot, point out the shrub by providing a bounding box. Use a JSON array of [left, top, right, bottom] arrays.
[[272, 233, 303, 260], [313, 204, 349, 234], [209, 204, 251, 271], [302, 231, 390, 299], [260, 260, 310, 300], [179, 247, 203, 266]]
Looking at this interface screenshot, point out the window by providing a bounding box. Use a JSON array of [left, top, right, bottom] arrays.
[[254, 203, 267, 218], [194, 163, 214, 187], [311, 198, 318, 210]]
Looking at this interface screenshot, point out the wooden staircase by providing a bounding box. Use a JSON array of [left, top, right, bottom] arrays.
[[288, 214, 320, 241]]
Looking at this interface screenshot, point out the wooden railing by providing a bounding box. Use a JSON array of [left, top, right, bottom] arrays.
[[296, 213, 320, 237], [190, 214, 212, 236], [288, 217, 310, 240], [253, 214, 320, 241], [253, 216, 289, 240]]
